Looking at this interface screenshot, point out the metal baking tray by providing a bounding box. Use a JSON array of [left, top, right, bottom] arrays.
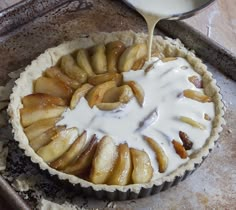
[[0, 0, 235, 209]]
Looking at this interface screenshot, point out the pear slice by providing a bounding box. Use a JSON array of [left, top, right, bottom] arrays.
[[30, 126, 65, 151], [50, 131, 87, 170], [37, 128, 78, 163], [130, 148, 153, 184], [124, 81, 144, 106], [90, 44, 107, 74], [106, 41, 126, 72], [34, 76, 73, 102], [45, 66, 80, 89], [118, 43, 147, 72], [107, 143, 132, 185], [70, 83, 93, 109], [22, 93, 66, 107], [85, 81, 116, 107], [88, 72, 123, 86], [20, 105, 65, 127], [144, 136, 168, 173], [24, 117, 61, 140], [64, 135, 97, 176], [183, 89, 212, 103], [89, 136, 118, 184]]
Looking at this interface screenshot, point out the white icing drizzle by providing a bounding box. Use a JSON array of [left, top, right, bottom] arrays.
[[58, 57, 215, 179]]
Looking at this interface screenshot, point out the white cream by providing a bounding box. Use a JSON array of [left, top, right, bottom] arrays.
[[58, 57, 215, 179]]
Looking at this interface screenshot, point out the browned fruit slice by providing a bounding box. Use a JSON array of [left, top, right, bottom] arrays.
[[180, 116, 206, 130], [172, 140, 188, 159], [22, 93, 66, 107], [90, 44, 107, 74], [24, 117, 61, 140], [61, 55, 87, 83], [76, 49, 95, 77], [118, 43, 147, 72], [188, 75, 203, 88], [106, 41, 126, 72], [64, 135, 98, 176], [20, 105, 65, 127], [50, 131, 87, 170], [85, 81, 116, 107], [45, 66, 80, 89], [204, 113, 211, 121], [88, 72, 123, 86], [161, 57, 177, 62], [30, 126, 65, 151], [102, 85, 133, 104], [183, 89, 212, 103], [130, 148, 153, 184], [34, 76, 73, 101], [107, 143, 132, 185], [132, 57, 146, 70], [144, 136, 168, 173], [179, 131, 193, 150], [96, 102, 123, 111], [89, 136, 118, 184], [125, 81, 144, 106], [70, 83, 93, 109], [37, 128, 78, 163]]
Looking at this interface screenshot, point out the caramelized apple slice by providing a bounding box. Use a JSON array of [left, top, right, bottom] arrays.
[[24, 117, 61, 140], [85, 81, 116, 107], [90, 44, 107, 74], [102, 85, 133, 104], [20, 105, 65, 127], [96, 102, 123, 111], [179, 131, 193, 150], [183, 89, 212, 103], [88, 73, 123, 86], [130, 148, 153, 184], [37, 128, 78, 163], [132, 57, 146, 70], [144, 136, 168, 173], [180, 116, 206, 130], [30, 126, 65, 151], [50, 131, 87, 170], [161, 57, 177, 62], [107, 143, 132, 185], [61, 55, 87, 83], [118, 43, 147, 72], [172, 140, 188, 159], [70, 83, 93, 109], [45, 66, 80, 89], [204, 113, 211, 121], [34, 76, 73, 102], [64, 135, 98, 176], [188, 75, 203, 88], [125, 81, 144, 106], [22, 93, 66, 107], [106, 41, 126, 72], [89, 136, 118, 184]]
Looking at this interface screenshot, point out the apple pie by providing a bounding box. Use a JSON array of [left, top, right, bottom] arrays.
[[8, 31, 224, 198]]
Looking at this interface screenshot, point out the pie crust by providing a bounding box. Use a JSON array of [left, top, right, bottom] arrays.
[[8, 31, 225, 198]]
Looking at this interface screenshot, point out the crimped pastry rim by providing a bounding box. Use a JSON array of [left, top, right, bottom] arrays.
[[7, 31, 225, 194]]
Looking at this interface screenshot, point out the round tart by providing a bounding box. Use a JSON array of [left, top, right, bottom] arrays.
[[8, 31, 224, 199]]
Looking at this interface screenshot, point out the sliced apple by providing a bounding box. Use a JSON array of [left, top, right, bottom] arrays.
[[180, 116, 206, 130], [34, 76, 73, 102], [22, 93, 66, 107], [20, 104, 65, 127], [50, 131, 87, 170], [118, 43, 147, 72], [172, 140, 188, 159], [70, 83, 93, 109], [76, 49, 95, 77], [179, 131, 193, 150], [130, 148, 153, 184], [132, 57, 146, 70], [124, 81, 144, 106], [161, 57, 177, 62], [96, 102, 123, 111], [30, 126, 65, 151], [106, 41, 126, 72], [45, 66, 80, 89], [24, 117, 61, 140], [37, 127, 78, 163], [107, 143, 132, 185], [85, 81, 116, 107], [61, 55, 87, 84], [102, 85, 133, 104], [89, 136, 118, 184], [90, 44, 107, 74], [64, 135, 98, 176], [183, 89, 212, 103], [144, 136, 168, 173], [88, 72, 123, 86], [188, 75, 203, 88]]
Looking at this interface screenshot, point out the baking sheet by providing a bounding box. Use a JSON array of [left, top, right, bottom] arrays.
[[0, 0, 235, 209]]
